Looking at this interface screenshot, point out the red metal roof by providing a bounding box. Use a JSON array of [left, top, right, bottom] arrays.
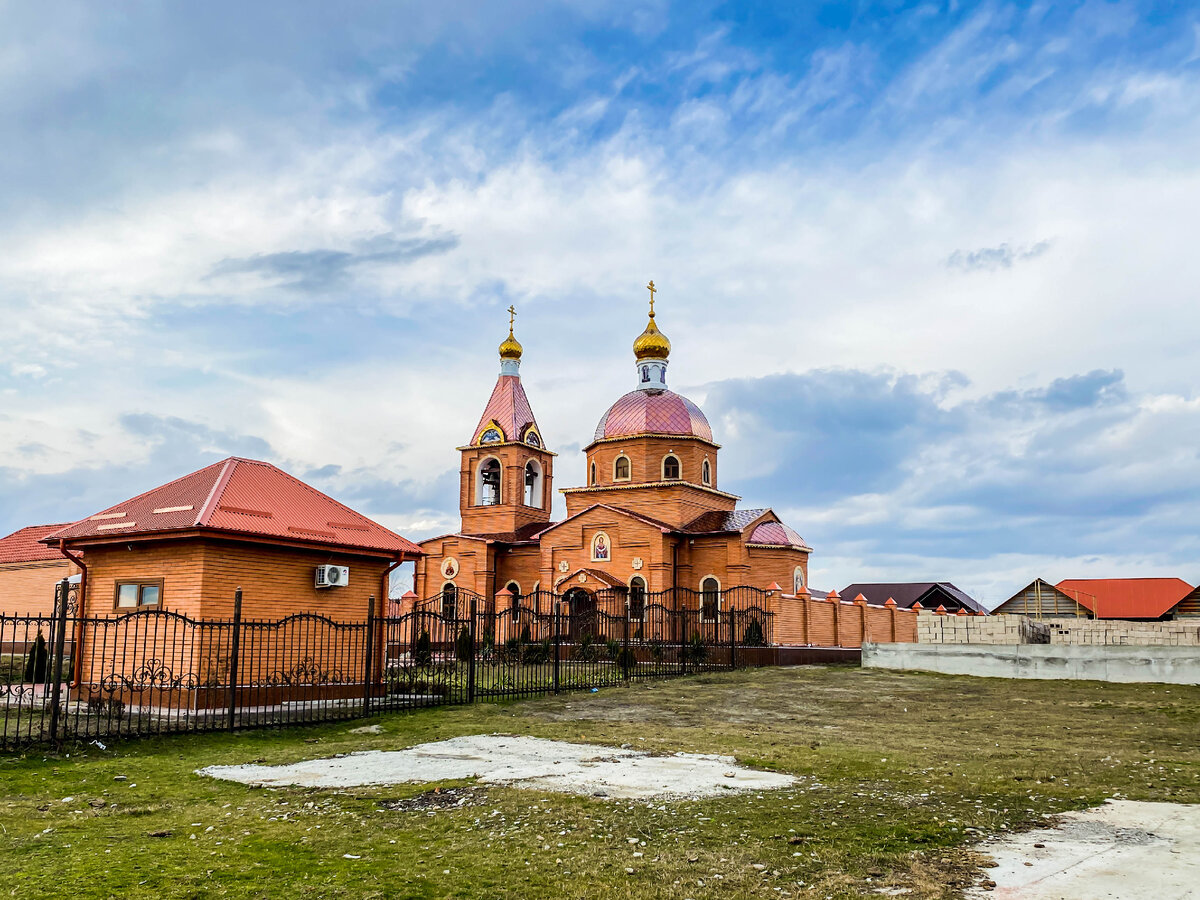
[[44, 458, 421, 557], [593, 389, 713, 442], [1055, 578, 1194, 620], [0, 524, 72, 564], [471, 375, 542, 445]]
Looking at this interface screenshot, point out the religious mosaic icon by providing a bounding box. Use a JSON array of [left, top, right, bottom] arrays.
[[591, 532, 610, 562], [442, 557, 459, 579]]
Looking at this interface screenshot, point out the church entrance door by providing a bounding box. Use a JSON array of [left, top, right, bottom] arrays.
[[563, 588, 596, 641]]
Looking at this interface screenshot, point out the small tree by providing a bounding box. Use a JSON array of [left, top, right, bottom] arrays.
[[454, 624, 472, 662], [519, 623, 533, 645], [413, 629, 433, 667], [24, 631, 48, 683], [743, 619, 765, 647]]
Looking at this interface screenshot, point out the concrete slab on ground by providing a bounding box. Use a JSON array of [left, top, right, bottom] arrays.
[[197, 733, 797, 800], [968, 800, 1200, 899]]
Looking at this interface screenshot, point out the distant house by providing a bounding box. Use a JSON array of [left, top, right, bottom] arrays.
[[0, 524, 80, 616], [43, 457, 423, 622], [1177, 585, 1200, 618], [990, 578, 1091, 619], [1050, 578, 1194, 621], [839, 582, 986, 614]]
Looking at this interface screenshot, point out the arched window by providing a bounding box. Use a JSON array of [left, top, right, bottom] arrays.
[[506, 581, 521, 623], [524, 428, 541, 448], [641, 365, 650, 383], [614, 455, 631, 481], [441, 582, 458, 619], [793, 566, 805, 595], [662, 455, 681, 481], [480, 427, 503, 444], [524, 460, 543, 508], [590, 460, 597, 485], [477, 458, 501, 506], [700, 576, 720, 622], [629, 576, 646, 620], [702, 459, 711, 485]]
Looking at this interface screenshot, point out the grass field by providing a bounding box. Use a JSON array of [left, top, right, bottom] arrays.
[[1, 665, 1198, 899]]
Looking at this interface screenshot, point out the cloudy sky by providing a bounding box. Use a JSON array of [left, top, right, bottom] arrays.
[[2, 1, 1198, 605]]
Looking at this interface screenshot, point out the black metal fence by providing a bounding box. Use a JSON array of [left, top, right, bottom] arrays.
[[0, 580, 775, 751]]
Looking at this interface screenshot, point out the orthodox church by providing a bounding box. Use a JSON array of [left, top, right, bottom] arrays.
[[413, 284, 812, 624]]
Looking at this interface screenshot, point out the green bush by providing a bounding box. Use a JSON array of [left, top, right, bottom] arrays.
[[742, 619, 766, 647], [24, 632, 48, 683], [413, 629, 433, 667], [454, 625, 472, 661], [522, 639, 551, 665]]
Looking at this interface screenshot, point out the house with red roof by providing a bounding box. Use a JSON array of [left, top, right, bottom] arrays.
[[0, 524, 80, 615], [993, 577, 1195, 620], [43, 456, 421, 622]]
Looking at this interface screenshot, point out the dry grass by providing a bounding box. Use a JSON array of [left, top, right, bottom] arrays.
[[1, 665, 1197, 898]]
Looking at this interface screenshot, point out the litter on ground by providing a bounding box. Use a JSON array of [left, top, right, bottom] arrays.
[[197, 734, 797, 800]]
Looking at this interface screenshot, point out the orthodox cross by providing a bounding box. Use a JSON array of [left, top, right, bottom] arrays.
[[646, 280, 656, 315], [507, 305, 516, 331]]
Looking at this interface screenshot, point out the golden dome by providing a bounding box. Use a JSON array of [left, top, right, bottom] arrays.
[[499, 328, 523, 360], [499, 304, 523, 360], [633, 280, 671, 360]]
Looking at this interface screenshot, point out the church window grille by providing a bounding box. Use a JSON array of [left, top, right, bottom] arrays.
[[700, 576, 720, 622], [478, 458, 501, 506], [614, 455, 631, 481], [702, 459, 711, 485], [662, 455, 681, 481]]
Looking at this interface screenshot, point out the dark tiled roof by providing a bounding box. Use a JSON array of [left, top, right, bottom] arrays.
[[467, 521, 558, 544], [679, 508, 769, 535], [840, 582, 986, 614]]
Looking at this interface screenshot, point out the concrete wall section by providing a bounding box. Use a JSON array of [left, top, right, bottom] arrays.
[[863, 642, 1200, 685]]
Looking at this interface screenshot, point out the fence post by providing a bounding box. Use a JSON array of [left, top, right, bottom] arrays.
[[227, 587, 243, 732], [622, 601, 631, 681], [729, 606, 737, 670], [467, 597, 477, 704], [48, 578, 70, 746], [552, 602, 561, 695], [680, 603, 688, 676], [363, 595, 376, 716]]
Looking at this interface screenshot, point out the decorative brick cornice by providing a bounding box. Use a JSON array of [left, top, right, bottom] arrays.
[[559, 480, 740, 501]]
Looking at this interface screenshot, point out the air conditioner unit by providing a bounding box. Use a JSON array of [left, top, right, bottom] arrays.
[[315, 565, 349, 588]]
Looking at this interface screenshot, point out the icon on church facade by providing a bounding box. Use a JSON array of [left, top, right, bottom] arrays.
[[592, 532, 610, 561], [442, 557, 459, 579]]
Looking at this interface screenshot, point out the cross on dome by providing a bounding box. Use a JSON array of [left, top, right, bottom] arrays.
[[498, 304, 523, 370]]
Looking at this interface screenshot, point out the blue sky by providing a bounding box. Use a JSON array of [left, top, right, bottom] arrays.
[[2, 1, 1199, 604]]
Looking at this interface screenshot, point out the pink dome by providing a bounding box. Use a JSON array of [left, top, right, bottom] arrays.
[[593, 389, 713, 442]]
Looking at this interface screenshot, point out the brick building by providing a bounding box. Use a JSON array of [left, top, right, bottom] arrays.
[[414, 290, 817, 640], [42, 458, 422, 704], [0, 524, 80, 615]]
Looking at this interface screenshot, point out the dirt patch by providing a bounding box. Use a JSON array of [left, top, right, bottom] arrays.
[[967, 800, 1200, 898], [198, 734, 797, 800], [377, 787, 485, 813]]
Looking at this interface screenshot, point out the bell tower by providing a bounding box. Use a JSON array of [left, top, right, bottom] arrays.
[[458, 308, 555, 536]]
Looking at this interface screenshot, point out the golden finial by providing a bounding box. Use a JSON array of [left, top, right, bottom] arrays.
[[633, 280, 671, 361], [498, 305, 523, 361]]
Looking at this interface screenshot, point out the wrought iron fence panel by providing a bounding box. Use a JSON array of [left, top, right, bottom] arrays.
[[1, 581, 778, 751]]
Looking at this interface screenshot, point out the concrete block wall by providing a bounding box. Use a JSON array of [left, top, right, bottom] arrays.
[[1045, 619, 1200, 647], [917, 613, 1048, 645]]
